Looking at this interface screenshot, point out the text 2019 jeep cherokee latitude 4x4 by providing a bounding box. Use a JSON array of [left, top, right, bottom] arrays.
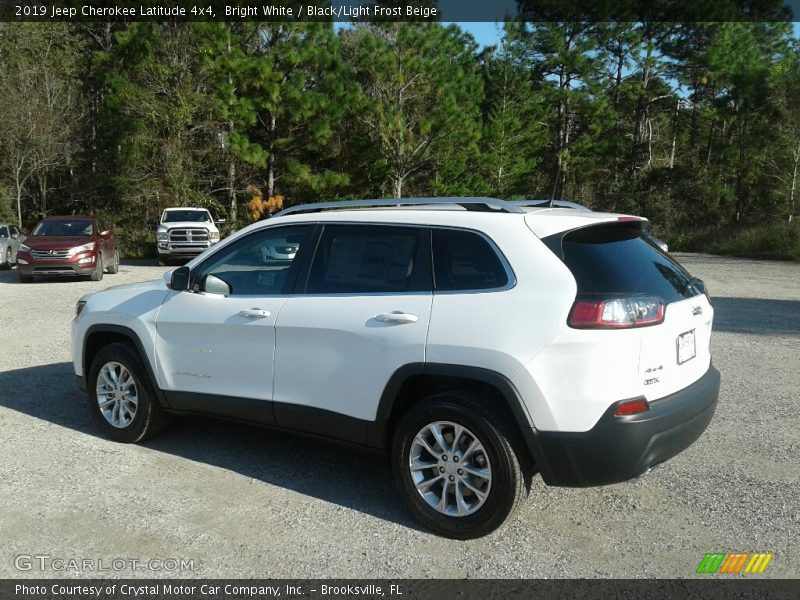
[[72, 198, 719, 539]]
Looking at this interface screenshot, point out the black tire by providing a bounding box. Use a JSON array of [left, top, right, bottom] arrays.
[[90, 254, 104, 281], [3, 247, 11, 269], [87, 342, 169, 443], [107, 250, 120, 274], [391, 391, 527, 539], [17, 272, 32, 283]]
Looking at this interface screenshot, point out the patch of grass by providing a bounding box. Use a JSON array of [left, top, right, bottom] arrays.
[[670, 222, 800, 262]]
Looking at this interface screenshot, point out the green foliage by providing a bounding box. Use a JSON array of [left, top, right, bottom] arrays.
[[0, 22, 798, 261], [672, 223, 800, 262], [342, 23, 483, 198], [0, 186, 16, 223], [478, 24, 547, 198]]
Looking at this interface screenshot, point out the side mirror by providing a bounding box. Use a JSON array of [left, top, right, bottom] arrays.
[[215, 218, 227, 226], [11, 233, 18, 239], [100, 230, 113, 239], [169, 266, 191, 291]]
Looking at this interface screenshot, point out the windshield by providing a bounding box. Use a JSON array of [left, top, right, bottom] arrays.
[[162, 210, 211, 223], [32, 220, 93, 237]]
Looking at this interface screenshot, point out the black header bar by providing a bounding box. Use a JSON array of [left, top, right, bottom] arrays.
[[0, 0, 798, 22]]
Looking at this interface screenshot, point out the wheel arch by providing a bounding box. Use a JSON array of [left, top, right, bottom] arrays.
[[369, 363, 545, 470], [82, 324, 170, 408]]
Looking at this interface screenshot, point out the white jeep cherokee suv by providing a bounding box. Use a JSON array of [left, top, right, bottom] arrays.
[[156, 207, 222, 263], [72, 198, 719, 538]]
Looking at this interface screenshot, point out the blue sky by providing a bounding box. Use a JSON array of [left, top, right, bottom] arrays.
[[455, 22, 504, 48], [456, 22, 800, 49], [337, 22, 800, 50]]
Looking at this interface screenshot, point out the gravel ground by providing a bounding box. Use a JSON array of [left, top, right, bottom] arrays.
[[0, 254, 797, 579]]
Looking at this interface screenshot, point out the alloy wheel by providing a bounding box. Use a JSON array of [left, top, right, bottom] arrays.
[[96, 361, 138, 428], [409, 421, 492, 517]]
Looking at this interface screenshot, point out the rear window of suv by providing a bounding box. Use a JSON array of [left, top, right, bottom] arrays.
[[550, 223, 701, 303], [432, 229, 509, 291], [307, 225, 428, 294]]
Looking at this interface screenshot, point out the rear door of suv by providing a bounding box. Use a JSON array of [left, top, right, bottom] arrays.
[[272, 223, 433, 440]]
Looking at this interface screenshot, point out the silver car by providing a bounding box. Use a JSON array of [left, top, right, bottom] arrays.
[[0, 223, 24, 269]]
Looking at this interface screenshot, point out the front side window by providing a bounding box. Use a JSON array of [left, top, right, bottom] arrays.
[[193, 225, 311, 296], [32, 219, 93, 237], [306, 225, 428, 294], [432, 229, 509, 291]]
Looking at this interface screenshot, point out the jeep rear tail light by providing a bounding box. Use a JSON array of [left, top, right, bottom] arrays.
[[568, 296, 665, 329]]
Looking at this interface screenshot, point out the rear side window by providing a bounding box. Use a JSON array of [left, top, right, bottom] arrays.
[[307, 225, 429, 294], [554, 224, 699, 303], [432, 229, 509, 291]]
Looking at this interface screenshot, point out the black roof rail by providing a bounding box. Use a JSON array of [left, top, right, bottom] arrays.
[[511, 200, 591, 212], [273, 197, 526, 217]]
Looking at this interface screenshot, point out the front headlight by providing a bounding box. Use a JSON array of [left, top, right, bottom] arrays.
[[210, 231, 220, 241], [75, 299, 87, 317], [70, 242, 95, 256], [19, 243, 30, 252], [157, 228, 168, 241]]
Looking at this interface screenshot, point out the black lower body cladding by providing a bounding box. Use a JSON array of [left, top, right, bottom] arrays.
[[529, 366, 720, 487]]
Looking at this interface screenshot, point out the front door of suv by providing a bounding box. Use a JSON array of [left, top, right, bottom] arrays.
[[273, 224, 433, 440], [154, 225, 314, 424]]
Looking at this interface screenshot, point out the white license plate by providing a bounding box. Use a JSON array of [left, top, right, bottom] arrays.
[[677, 330, 696, 365]]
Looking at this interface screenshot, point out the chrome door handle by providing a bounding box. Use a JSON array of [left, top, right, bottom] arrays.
[[375, 312, 418, 324], [237, 309, 271, 318]]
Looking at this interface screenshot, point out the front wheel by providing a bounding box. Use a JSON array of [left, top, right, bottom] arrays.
[[391, 392, 527, 539], [88, 342, 169, 443], [89, 254, 104, 281], [107, 250, 119, 274]]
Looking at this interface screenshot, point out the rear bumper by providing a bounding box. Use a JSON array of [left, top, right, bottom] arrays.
[[528, 365, 720, 487]]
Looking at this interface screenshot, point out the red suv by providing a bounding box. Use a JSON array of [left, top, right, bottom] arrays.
[[16, 216, 119, 283]]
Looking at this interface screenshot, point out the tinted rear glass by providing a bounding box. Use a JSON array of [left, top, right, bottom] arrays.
[[553, 224, 700, 303], [307, 225, 428, 294], [433, 229, 509, 291]]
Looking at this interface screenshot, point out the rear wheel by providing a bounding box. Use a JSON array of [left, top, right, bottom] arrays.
[[88, 342, 169, 443], [107, 250, 119, 274], [391, 391, 527, 539]]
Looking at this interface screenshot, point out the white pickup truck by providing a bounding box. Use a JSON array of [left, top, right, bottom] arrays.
[[156, 208, 223, 264]]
